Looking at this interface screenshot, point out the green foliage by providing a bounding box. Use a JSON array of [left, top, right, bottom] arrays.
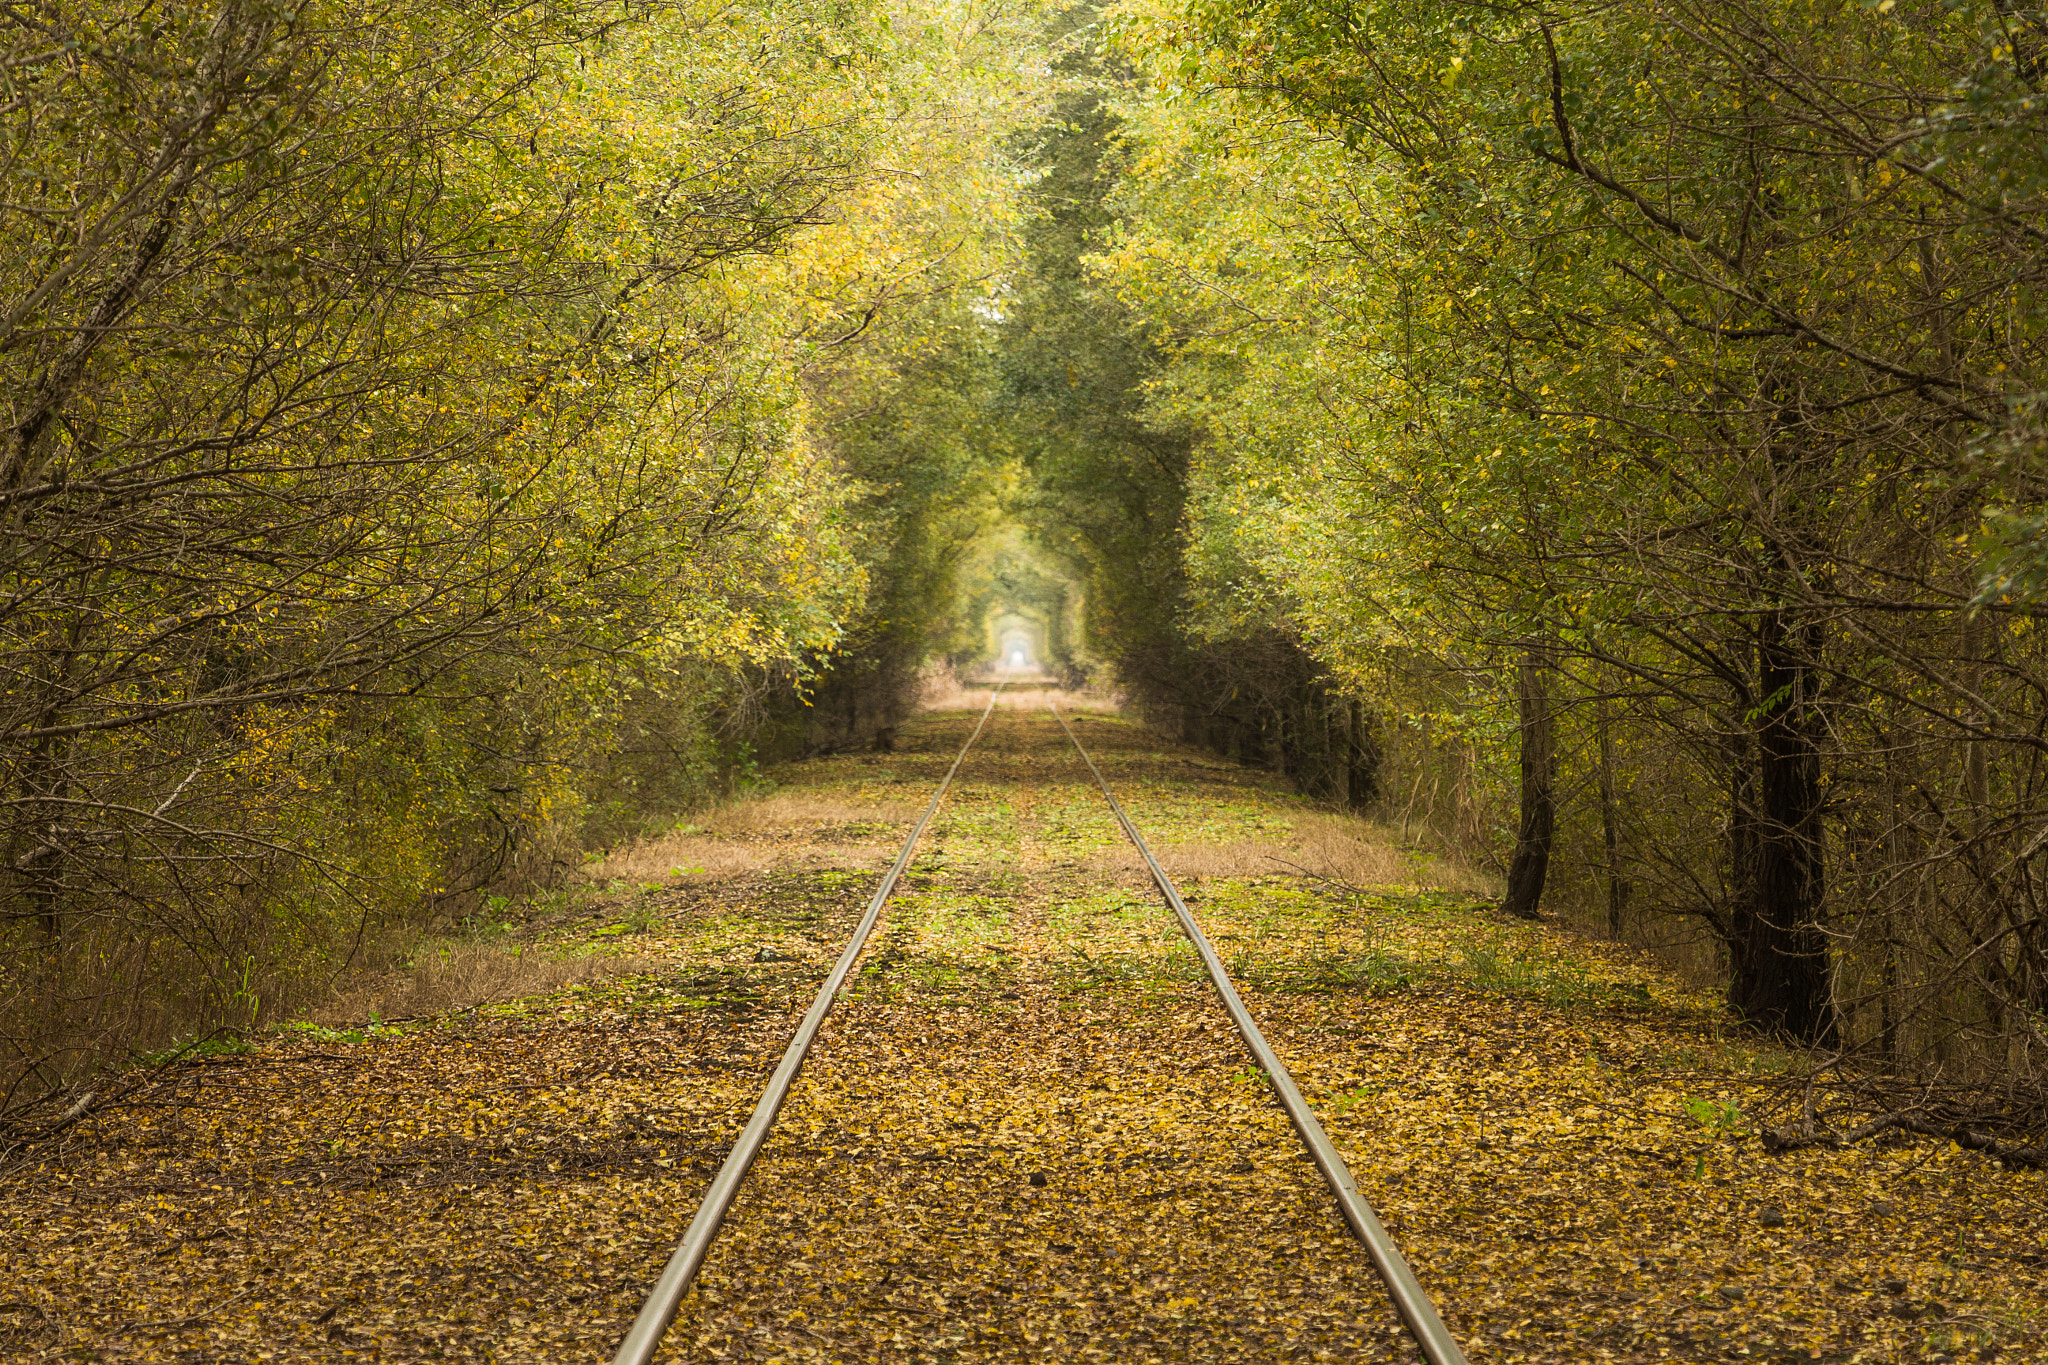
[[996, 80, 1371, 796], [1090, 0, 2048, 1077], [0, 0, 1063, 1095], [1683, 1097, 1751, 1139], [1001, 89, 1196, 679]]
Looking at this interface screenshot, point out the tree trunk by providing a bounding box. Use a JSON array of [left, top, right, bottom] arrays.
[[1879, 935, 1901, 1064], [1729, 610, 1835, 1042], [1346, 697, 1379, 811], [1596, 699, 1629, 937], [1503, 650, 1555, 920], [1963, 609, 1990, 816]]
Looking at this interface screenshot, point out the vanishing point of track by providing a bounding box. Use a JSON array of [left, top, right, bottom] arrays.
[[613, 690, 1469, 1365]]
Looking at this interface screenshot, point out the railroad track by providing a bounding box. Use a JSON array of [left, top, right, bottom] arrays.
[[613, 690, 1468, 1365]]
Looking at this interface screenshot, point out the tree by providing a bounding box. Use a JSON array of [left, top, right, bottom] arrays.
[[1100, 0, 2048, 1072], [0, 0, 1059, 1094]]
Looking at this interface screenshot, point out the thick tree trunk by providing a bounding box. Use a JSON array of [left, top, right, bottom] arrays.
[[1730, 610, 1835, 1042], [1503, 651, 1555, 920], [1596, 699, 1629, 937], [20, 716, 73, 939]]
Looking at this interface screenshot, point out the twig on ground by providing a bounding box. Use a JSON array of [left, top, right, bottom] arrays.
[[1261, 853, 1365, 896], [103, 1283, 258, 1338], [1763, 1108, 2048, 1169]]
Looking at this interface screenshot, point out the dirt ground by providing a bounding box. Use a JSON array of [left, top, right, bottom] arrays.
[[3, 698, 2043, 1363]]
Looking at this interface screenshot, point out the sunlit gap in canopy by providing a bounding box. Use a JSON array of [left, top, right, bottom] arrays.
[[950, 524, 1086, 690], [991, 614, 1047, 675], [999, 627, 1036, 672]]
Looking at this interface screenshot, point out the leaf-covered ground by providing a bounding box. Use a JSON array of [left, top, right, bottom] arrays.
[[4, 702, 2044, 1363]]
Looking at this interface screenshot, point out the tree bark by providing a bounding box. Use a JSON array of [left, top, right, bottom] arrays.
[[1596, 698, 1629, 937], [1729, 610, 1835, 1042], [1503, 650, 1555, 920], [1346, 697, 1379, 811]]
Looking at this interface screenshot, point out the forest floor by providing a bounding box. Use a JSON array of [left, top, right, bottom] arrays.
[[3, 698, 2045, 1364]]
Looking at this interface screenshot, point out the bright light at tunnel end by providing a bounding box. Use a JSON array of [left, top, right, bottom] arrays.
[[998, 628, 1037, 672]]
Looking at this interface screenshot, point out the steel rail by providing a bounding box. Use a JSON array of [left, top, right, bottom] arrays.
[[611, 687, 1004, 1365], [1048, 702, 1470, 1365]]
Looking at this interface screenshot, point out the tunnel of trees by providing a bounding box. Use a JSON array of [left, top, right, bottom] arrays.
[[3, 0, 2046, 1124]]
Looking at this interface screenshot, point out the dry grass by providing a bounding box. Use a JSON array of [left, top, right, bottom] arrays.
[[700, 791, 922, 836], [1621, 908, 1733, 991], [586, 836, 769, 884], [1090, 810, 1499, 895], [912, 666, 984, 714], [583, 792, 923, 886], [1299, 811, 1500, 894], [315, 943, 657, 1025], [915, 672, 1120, 715]]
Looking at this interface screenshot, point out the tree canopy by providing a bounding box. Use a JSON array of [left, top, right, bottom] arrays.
[[7, 0, 2047, 1114]]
